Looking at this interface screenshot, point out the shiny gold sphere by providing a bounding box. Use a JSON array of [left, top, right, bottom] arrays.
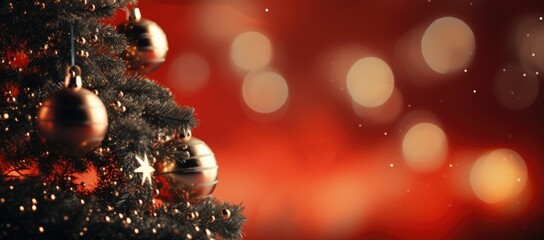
[[37, 87, 108, 155], [156, 137, 218, 203], [117, 8, 168, 74]]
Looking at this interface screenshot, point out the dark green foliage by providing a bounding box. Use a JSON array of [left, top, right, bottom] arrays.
[[0, 0, 244, 239]]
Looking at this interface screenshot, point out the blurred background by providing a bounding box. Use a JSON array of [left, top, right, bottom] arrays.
[[121, 0, 543, 239]]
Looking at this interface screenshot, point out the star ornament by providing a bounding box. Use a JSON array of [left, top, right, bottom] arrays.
[[134, 153, 155, 185]]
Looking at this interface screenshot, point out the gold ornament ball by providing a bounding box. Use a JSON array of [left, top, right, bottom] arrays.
[[37, 67, 108, 155], [117, 8, 168, 74], [156, 137, 218, 203], [221, 209, 231, 220]]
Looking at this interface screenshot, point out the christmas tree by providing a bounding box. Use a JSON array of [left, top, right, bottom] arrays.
[[0, 0, 244, 239]]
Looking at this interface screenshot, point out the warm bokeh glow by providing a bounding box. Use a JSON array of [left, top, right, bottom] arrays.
[[394, 28, 438, 87], [470, 149, 528, 204], [352, 88, 404, 124], [421, 17, 475, 74], [493, 64, 539, 110], [242, 71, 289, 113], [320, 45, 368, 90], [138, 1, 544, 238], [196, 4, 257, 42], [402, 122, 448, 172], [346, 57, 395, 107], [515, 16, 544, 71], [231, 31, 272, 71], [168, 53, 210, 92]]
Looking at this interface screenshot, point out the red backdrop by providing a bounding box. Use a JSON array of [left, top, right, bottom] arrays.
[[120, 0, 544, 239]]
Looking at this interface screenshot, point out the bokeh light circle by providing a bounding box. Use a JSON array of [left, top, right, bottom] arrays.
[[231, 31, 272, 71], [346, 57, 395, 107], [402, 122, 448, 172], [242, 71, 289, 113], [352, 88, 404, 125], [421, 17, 475, 74], [470, 149, 528, 204], [515, 16, 544, 72], [168, 53, 210, 92]]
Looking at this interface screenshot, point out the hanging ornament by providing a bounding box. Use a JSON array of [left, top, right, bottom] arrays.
[[37, 65, 108, 155], [155, 136, 218, 203], [117, 8, 169, 74]]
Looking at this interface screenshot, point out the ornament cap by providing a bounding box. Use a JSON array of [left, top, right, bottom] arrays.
[[128, 8, 141, 21], [64, 65, 82, 88], [180, 128, 192, 140]]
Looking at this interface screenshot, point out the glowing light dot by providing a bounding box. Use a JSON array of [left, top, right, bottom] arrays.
[[390, 163, 394, 168], [464, 69, 468, 72], [526, 33, 530, 37], [449, 163, 453, 168], [519, 22, 544, 71], [265, 8, 269, 12], [384, 132, 388, 136], [402, 122, 448, 172], [231, 31, 272, 71], [470, 149, 528, 204], [473, 89, 477, 93], [358, 123, 362, 127], [494, 65, 539, 110], [540, 17, 543, 21], [422, 17, 475, 74], [242, 71, 289, 114], [19, 206, 24, 211], [502, 68, 507, 72], [38, 227, 44, 233], [346, 57, 395, 107]]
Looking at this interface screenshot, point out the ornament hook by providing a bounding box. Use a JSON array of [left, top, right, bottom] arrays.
[[65, 24, 82, 88], [70, 24, 75, 67], [181, 128, 192, 139], [65, 65, 83, 88], [127, 8, 141, 21]]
